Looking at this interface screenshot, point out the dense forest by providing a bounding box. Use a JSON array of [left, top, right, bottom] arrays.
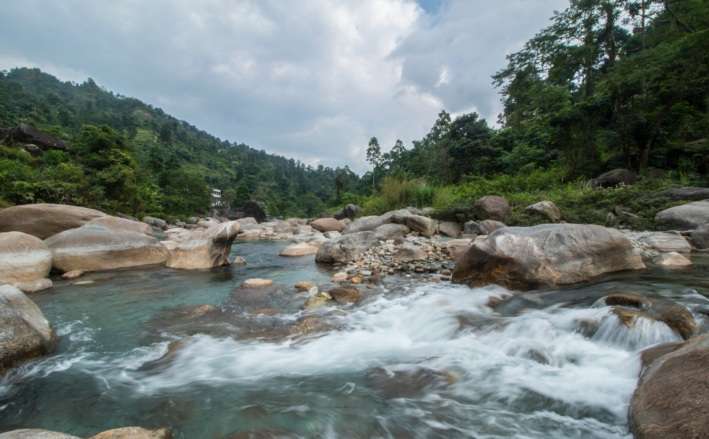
[[358, 0, 708, 225], [0, 68, 363, 219], [1, 0, 707, 223]]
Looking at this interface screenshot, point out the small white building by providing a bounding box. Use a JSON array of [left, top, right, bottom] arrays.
[[211, 188, 223, 208]]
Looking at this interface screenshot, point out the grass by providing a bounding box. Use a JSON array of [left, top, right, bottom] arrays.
[[361, 167, 704, 230]]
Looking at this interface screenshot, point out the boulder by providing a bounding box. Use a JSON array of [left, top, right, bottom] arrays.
[[196, 218, 220, 229], [438, 221, 462, 238], [89, 427, 172, 439], [655, 200, 709, 230], [394, 243, 427, 262], [0, 232, 52, 292], [310, 218, 345, 233], [87, 216, 153, 235], [236, 217, 258, 227], [630, 333, 709, 439], [445, 239, 472, 262], [142, 216, 167, 230], [315, 231, 377, 264], [589, 168, 637, 188], [328, 287, 362, 305], [279, 242, 318, 257], [463, 219, 506, 236], [525, 201, 561, 222], [46, 225, 168, 273], [391, 212, 437, 237], [661, 186, 709, 201], [0, 203, 105, 239], [334, 203, 361, 220], [164, 221, 240, 270], [0, 430, 79, 439], [690, 223, 709, 249], [452, 224, 645, 290], [602, 293, 697, 340], [373, 223, 409, 241], [473, 196, 510, 222], [343, 215, 389, 234], [4, 124, 68, 151], [242, 278, 273, 288], [653, 252, 692, 268], [0, 284, 54, 373]]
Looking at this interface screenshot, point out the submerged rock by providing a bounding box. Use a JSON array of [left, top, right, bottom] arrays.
[[242, 278, 274, 288], [328, 286, 362, 305], [89, 427, 172, 439], [164, 221, 240, 269], [0, 284, 55, 374], [453, 224, 645, 290], [602, 293, 696, 340], [0, 203, 105, 239], [652, 252, 692, 268], [0, 430, 80, 439], [655, 200, 709, 230], [46, 225, 168, 273], [0, 231, 53, 292], [630, 333, 709, 439]]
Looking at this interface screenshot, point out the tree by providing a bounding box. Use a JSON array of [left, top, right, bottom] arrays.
[[366, 136, 382, 190]]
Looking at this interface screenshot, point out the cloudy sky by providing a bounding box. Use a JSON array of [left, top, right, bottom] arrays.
[[0, 0, 566, 171]]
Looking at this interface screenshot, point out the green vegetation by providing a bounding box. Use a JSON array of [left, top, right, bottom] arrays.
[[0, 69, 364, 219], [359, 0, 708, 226]]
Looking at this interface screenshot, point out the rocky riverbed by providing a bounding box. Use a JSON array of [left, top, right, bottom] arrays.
[[0, 196, 708, 438]]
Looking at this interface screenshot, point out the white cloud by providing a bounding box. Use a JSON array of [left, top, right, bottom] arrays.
[[0, 0, 566, 172]]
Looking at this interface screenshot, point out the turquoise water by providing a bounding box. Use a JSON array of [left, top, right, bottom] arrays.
[[0, 243, 707, 438]]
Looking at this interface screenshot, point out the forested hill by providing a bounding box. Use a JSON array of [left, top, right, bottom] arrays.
[[0, 68, 362, 218]]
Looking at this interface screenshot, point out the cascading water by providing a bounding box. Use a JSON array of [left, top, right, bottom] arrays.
[[0, 242, 706, 438]]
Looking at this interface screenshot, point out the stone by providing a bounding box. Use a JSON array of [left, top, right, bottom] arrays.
[[438, 221, 462, 238], [315, 231, 377, 264], [232, 256, 247, 265], [525, 201, 562, 222], [334, 203, 361, 220], [89, 427, 172, 439], [463, 220, 505, 236], [689, 223, 709, 249], [279, 242, 318, 257], [142, 216, 168, 230], [394, 243, 427, 262], [323, 231, 341, 239], [241, 278, 273, 288], [445, 239, 472, 261], [652, 252, 692, 268], [660, 186, 709, 201], [603, 293, 697, 340], [87, 216, 153, 235], [0, 203, 105, 239], [655, 200, 709, 230], [629, 231, 692, 254], [304, 293, 332, 310], [473, 196, 510, 221], [0, 430, 80, 439], [0, 231, 52, 292], [391, 212, 437, 237], [328, 286, 362, 305], [343, 215, 390, 234], [294, 281, 316, 292], [46, 225, 168, 273], [0, 284, 54, 373], [452, 224, 645, 290], [373, 223, 410, 241], [331, 272, 348, 282], [236, 217, 258, 227], [164, 221, 240, 270], [310, 218, 345, 233], [196, 218, 220, 229], [630, 333, 709, 439], [589, 168, 637, 188]]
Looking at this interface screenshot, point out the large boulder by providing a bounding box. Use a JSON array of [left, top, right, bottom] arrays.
[[315, 231, 377, 264], [589, 168, 637, 188], [655, 200, 709, 230], [452, 224, 645, 290], [310, 218, 345, 233], [334, 203, 361, 220], [88, 216, 153, 235], [463, 219, 506, 236], [0, 284, 55, 374], [373, 223, 410, 241], [164, 221, 240, 269], [0, 232, 52, 292], [525, 201, 561, 222], [344, 215, 390, 234], [473, 196, 510, 221], [0, 203, 105, 239], [391, 212, 436, 237], [630, 333, 709, 439], [46, 225, 168, 273], [0, 430, 79, 439], [602, 293, 697, 340], [661, 186, 709, 201]]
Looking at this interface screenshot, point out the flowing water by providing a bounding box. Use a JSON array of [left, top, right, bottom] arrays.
[[1, 241, 708, 438]]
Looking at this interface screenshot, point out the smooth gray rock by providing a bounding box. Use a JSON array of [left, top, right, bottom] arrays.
[[315, 231, 377, 264], [655, 200, 709, 230]]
